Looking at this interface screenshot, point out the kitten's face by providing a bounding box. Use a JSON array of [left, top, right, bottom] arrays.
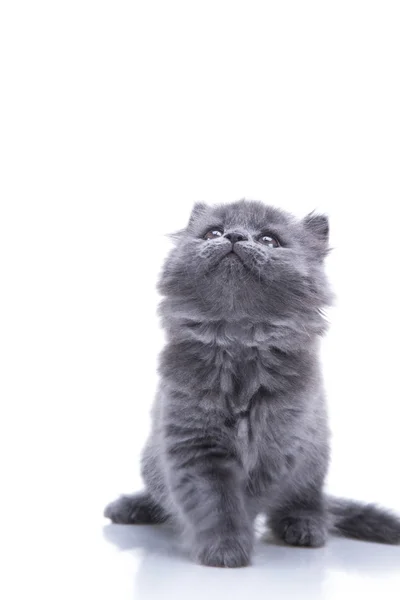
[[159, 200, 332, 321]]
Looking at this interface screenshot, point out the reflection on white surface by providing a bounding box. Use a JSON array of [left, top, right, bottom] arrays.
[[102, 520, 400, 600]]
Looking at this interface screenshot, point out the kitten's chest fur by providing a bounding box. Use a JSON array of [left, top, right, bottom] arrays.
[[219, 347, 306, 487], [182, 319, 305, 473], [159, 317, 316, 493], [182, 318, 302, 409], [219, 351, 301, 483]]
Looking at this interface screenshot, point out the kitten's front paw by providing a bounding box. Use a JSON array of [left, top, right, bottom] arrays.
[[195, 536, 252, 568]]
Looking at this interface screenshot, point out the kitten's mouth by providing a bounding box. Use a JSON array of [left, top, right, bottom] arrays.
[[219, 249, 246, 267], [222, 250, 241, 260]]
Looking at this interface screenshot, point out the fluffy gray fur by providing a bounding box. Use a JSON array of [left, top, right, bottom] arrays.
[[105, 199, 400, 567]]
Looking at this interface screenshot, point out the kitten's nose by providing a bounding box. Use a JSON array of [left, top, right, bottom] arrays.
[[224, 232, 248, 244]]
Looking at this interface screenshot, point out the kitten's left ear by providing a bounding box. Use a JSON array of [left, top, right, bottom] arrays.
[[302, 212, 330, 257]]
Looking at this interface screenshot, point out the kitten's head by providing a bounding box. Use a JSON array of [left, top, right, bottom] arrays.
[[159, 200, 333, 324]]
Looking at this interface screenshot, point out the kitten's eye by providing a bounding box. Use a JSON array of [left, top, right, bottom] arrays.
[[204, 229, 223, 240], [259, 234, 280, 248]]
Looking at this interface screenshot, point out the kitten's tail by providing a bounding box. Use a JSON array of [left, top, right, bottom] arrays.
[[327, 496, 400, 544]]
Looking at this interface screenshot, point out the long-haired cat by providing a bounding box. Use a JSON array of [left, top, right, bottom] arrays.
[[105, 200, 400, 567]]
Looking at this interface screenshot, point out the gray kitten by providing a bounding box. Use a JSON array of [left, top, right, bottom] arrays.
[[105, 199, 400, 567]]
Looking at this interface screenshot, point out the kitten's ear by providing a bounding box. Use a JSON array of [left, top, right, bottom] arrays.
[[187, 202, 208, 228], [302, 212, 330, 258], [167, 203, 208, 244]]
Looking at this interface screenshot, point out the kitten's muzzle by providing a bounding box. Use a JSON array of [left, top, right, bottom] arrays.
[[224, 231, 248, 245]]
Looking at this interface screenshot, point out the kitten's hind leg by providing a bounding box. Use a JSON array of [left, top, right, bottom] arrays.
[[104, 492, 168, 525], [268, 487, 327, 548]]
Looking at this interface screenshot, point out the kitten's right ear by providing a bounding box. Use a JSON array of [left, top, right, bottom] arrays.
[[187, 202, 208, 228], [167, 203, 208, 244]]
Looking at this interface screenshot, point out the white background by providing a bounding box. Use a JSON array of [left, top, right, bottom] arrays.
[[1, 1, 400, 599]]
